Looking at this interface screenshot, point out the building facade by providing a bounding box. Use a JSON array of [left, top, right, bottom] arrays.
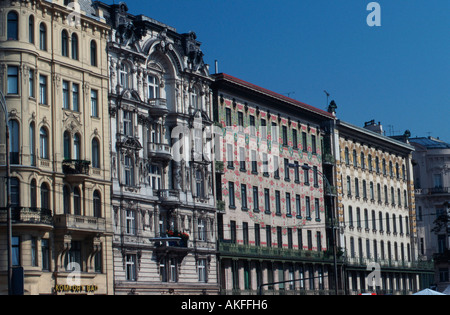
[[98, 2, 219, 295], [335, 120, 434, 294], [0, 0, 113, 294], [410, 136, 450, 292], [212, 73, 339, 295]]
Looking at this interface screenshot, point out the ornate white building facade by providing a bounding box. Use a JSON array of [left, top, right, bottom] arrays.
[[99, 2, 219, 295]]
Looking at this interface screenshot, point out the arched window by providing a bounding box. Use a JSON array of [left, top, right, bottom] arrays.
[[8, 120, 19, 164], [93, 190, 101, 218], [90, 40, 97, 66], [7, 11, 19, 41], [73, 186, 81, 215], [61, 30, 69, 57], [41, 183, 50, 210], [92, 138, 100, 168], [63, 185, 71, 214], [71, 33, 78, 60], [40, 127, 49, 159], [73, 133, 81, 160], [29, 15, 35, 44], [64, 131, 71, 160], [39, 23, 47, 51]]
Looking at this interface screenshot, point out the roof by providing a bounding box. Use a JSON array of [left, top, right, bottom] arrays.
[[213, 73, 334, 120], [409, 137, 450, 149]]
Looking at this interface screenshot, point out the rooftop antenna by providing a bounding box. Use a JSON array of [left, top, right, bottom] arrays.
[[284, 91, 295, 98]]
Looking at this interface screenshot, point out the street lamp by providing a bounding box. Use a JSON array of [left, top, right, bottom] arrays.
[[0, 91, 12, 295], [289, 163, 339, 295]]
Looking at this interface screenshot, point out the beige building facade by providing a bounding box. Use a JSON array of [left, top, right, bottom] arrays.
[[336, 120, 434, 294], [0, 0, 113, 294]]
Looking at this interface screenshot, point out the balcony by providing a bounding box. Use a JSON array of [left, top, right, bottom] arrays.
[[0, 207, 53, 227], [158, 189, 181, 207], [148, 142, 172, 160], [54, 214, 106, 233], [62, 159, 90, 176], [415, 187, 450, 195], [148, 98, 169, 116]]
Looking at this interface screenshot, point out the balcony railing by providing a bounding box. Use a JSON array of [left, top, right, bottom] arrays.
[[218, 241, 335, 263], [54, 214, 106, 232], [0, 207, 52, 226], [148, 142, 172, 160], [62, 159, 90, 175], [148, 98, 168, 116], [158, 189, 181, 206], [415, 187, 450, 195]]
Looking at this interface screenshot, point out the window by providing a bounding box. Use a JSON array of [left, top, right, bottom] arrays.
[[9, 120, 19, 164], [125, 210, 136, 235], [313, 166, 318, 187], [282, 126, 288, 145], [304, 165, 310, 185], [311, 135, 317, 154], [286, 192, 291, 216], [238, 112, 244, 132], [40, 127, 49, 159], [63, 131, 71, 160], [39, 23, 47, 51], [10, 177, 20, 209], [72, 83, 79, 112], [249, 115, 255, 136], [315, 198, 320, 221], [241, 184, 247, 209], [345, 148, 350, 165], [239, 147, 245, 171], [271, 122, 278, 143], [90, 40, 97, 66], [92, 138, 100, 168], [275, 190, 281, 215], [73, 187, 81, 215], [284, 159, 290, 180], [198, 218, 206, 241], [261, 118, 267, 139], [126, 254, 137, 281], [73, 133, 81, 160], [63, 185, 71, 214], [243, 222, 249, 245], [225, 108, 232, 128], [124, 156, 134, 186], [296, 195, 301, 218], [302, 132, 307, 152], [61, 30, 69, 57], [292, 129, 298, 149], [71, 33, 79, 60], [30, 179, 37, 208], [264, 188, 270, 213], [251, 150, 257, 173], [253, 186, 259, 211], [123, 111, 133, 136], [7, 11, 18, 41], [147, 75, 159, 99], [12, 236, 20, 266], [91, 90, 98, 117], [198, 259, 207, 283], [305, 196, 311, 219], [62, 80, 70, 109], [29, 69, 35, 98], [266, 225, 272, 248], [229, 182, 235, 208], [29, 15, 35, 44], [41, 239, 50, 270], [119, 63, 130, 89], [348, 206, 353, 227], [255, 224, 261, 247], [277, 227, 283, 248], [7, 66, 19, 95], [41, 183, 50, 210], [39, 75, 48, 105], [149, 165, 161, 189]]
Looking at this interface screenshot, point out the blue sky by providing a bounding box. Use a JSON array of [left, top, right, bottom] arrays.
[[123, 0, 450, 141]]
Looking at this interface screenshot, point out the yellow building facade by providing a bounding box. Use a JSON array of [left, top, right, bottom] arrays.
[[0, 0, 113, 294]]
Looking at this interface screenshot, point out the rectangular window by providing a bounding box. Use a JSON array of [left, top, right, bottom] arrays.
[[41, 239, 49, 271], [7, 66, 19, 94], [305, 196, 311, 218], [286, 193, 291, 216], [311, 135, 317, 154], [253, 186, 259, 211], [198, 218, 206, 241], [198, 259, 207, 283], [62, 80, 70, 109], [296, 195, 301, 218], [264, 188, 270, 213], [249, 115, 255, 136], [31, 237, 38, 267], [315, 198, 320, 221], [266, 225, 272, 248], [261, 118, 267, 139], [125, 210, 136, 235], [227, 143, 234, 168], [238, 112, 244, 132], [123, 111, 133, 137], [225, 108, 232, 127], [282, 125, 288, 145], [229, 182, 235, 208], [91, 90, 98, 117], [126, 254, 137, 281], [243, 222, 249, 245], [241, 184, 247, 209], [72, 83, 79, 112], [29, 69, 35, 98], [39, 75, 47, 105], [302, 132, 307, 152], [275, 190, 281, 215], [292, 129, 298, 149]]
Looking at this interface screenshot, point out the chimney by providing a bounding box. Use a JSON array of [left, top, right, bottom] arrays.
[[364, 120, 383, 135]]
